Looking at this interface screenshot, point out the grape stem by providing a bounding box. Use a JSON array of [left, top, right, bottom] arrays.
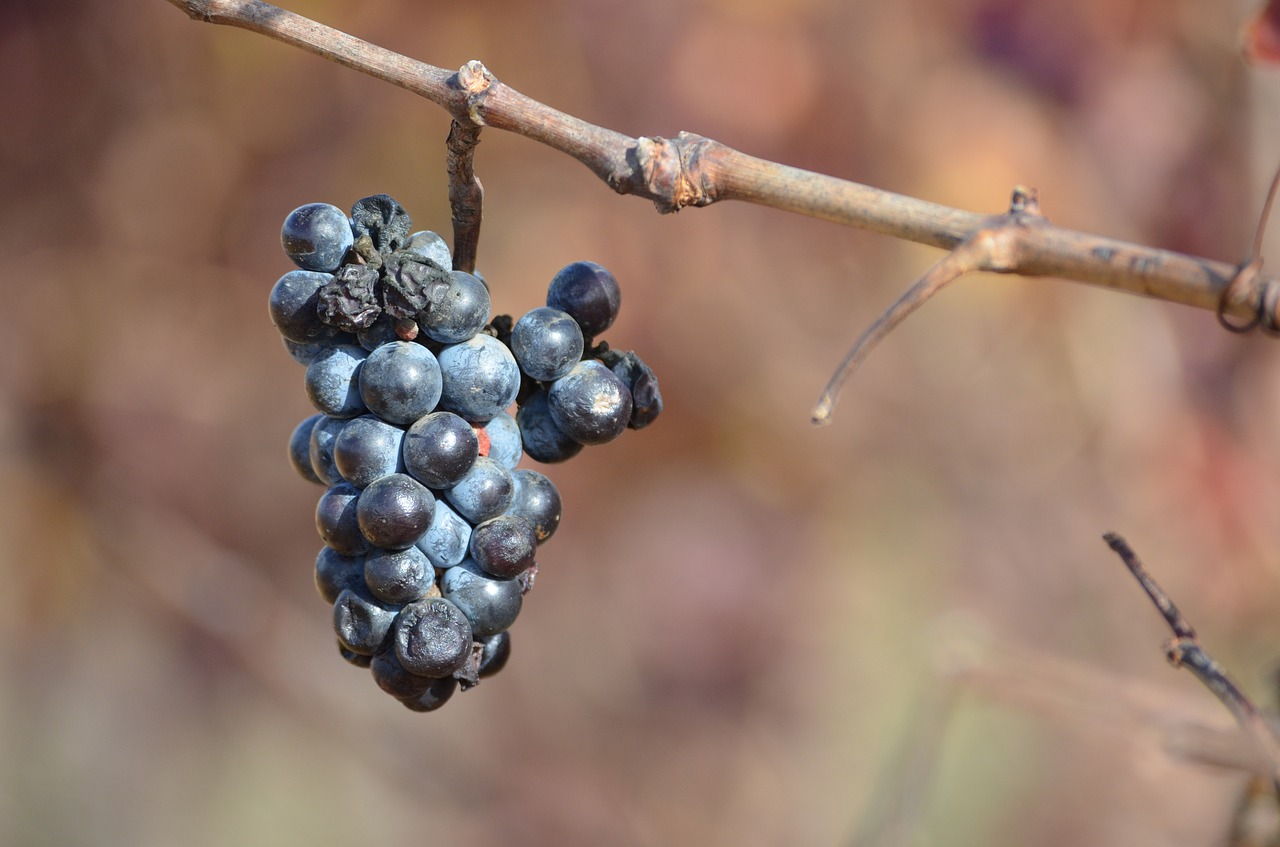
[[164, 0, 1280, 420]]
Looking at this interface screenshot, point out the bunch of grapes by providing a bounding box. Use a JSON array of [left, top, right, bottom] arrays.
[[268, 195, 661, 711]]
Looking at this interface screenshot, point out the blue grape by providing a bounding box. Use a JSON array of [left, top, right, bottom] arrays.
[[370, 649, 434, 700], [305, 345, 369, 418], [308, 415, 348, 486], [333, 585, 398, 655], [289, 414, 324, 485], [436, 334, 521, 423], [393, 597, 473, 678], [402, 411, 478, 489], [404, 230, 452, 269], [441, 559, 523, 637], [400, 676, 458, 711], [445, 456, 514, 524], [415, 499, 472, 569], [420, 271, 490, 344], [284, 336, 351, 366], [315, 547, 366, 604], [482, 411, 522, 470], [315, 482, 370, 556], [469, 515, 536, 579], [356, 313, 401, 352], [281, 202, 353, 272], [333, 415, 405, 488], [356, 473, 435, 550], [546, 261, 621, 337], [548, 360, 631, 445], [510, 306, 583, 381], [477, 631, 511, 678], [509, 469, 562, 543], [364, 545, 435, 605], [515, 386, 583, 463], [358, 341, 442, 426], [339, 642, 374, 668], [269, 269, 340, 344]]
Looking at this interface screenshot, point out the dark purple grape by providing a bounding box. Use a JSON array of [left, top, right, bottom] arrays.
[[547, 360, 632, 445], [400, 676, 458, 712], [333, 415, 405, 489], [333, 586, 398, 656], [364, 545, 434, 605], [469, 515, 536, 579], [509, 469, 562, 543], [436, 334, 521, 423], [404, 230, 451, 269], [393, 597, 473, 678], [515, 387, 582, 463], [316, 482, 370, 556], [445, 457, 514, 524], [356, 473, 435, 550], [402, 411, 478, 489], [510, 306, 583, 381], [288, 414, 324, 485], [546, 261, 621, 337], [281, 202, 353, 273], [420, 271, 490, 344], [370, 650, 434, 700], [315, 547, 366, 604], [440, 559, 523, 637], [604, 349, 663, 429], [358, 341, 442, 426], [305, 345, 369, 418], [269, 269, 340, 344], [339, 642, 374, 668], [308, 415, 348, 486], [478, 631, 511, 678]]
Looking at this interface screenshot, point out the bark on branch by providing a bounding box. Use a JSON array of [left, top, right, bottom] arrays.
[[165, 0, 1280, 392]]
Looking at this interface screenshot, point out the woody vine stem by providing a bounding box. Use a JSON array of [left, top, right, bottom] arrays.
[[166, 0, 1280, 422]]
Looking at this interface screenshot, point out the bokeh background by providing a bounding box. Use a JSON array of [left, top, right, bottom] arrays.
[[3, 0, 1280, 845]]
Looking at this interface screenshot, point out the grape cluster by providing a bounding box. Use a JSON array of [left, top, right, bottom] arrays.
[[269, 195, 661, 711]]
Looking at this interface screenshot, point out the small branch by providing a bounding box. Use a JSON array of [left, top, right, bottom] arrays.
[[446, 113, 484, 273], [1104, 532, 1280, 795]]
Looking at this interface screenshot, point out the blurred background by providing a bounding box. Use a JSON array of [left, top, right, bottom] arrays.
[[2, 0, 1279, 844]]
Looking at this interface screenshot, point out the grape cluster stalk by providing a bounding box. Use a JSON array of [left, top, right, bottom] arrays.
[[268, 195, 662, 711]]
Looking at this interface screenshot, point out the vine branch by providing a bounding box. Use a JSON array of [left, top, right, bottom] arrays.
[[166, 0, 1280, 414], [1104, 532, 1280, 796]]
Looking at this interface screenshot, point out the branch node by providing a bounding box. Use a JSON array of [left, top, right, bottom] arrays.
[[453, 60, 493, 125], [1008, 185, 1040, 216]]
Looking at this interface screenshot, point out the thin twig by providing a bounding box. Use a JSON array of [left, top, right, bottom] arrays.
[[445, 66, 485, 275], [163, 0, 1280, 334], [1104, 532, 1280, 795]]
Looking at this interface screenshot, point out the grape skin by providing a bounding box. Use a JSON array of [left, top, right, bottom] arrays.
[[358, 341, 443, 426], [356, 473, 436, 550], [281, 202, 354, 273], [510, 306, 583, 382], [305, 345, 369, 419], [441, 559, 524, 637], [547, 360, 632, 446], [436, 334, 521, 423], [445, 457, 514, 524], [546, 261, 621, 337]]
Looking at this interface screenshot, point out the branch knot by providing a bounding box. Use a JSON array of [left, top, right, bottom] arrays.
[[634, 132, 715, 214], [453, 60, 493, 126]]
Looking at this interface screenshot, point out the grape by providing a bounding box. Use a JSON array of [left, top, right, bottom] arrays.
[[548, 360, 632, 445], [269, 269, 341, 345], [509, 469, 562, 543], [402, 411, 478, 489], [436, 334, 521, 422], [393, 597, 474, 678], [420, 271, 491, 344], [284, 337, 348, 366], [356, 313, 401, 352], [356, 473, 435, 550], [281, 202, 353, 273], [305, 344, 369, 418], [546, 261, 621, 337], [351, 194, 412, 253], [357, 341, 442, 426], [315, 547, 366, 604], [477, 631, 511, 678], [441, 559, 523, 637], [469, 515, 536, 579], [333, 585, 399, 655], [308, 415, 348, 486], [316, 482, 371, 556], [445, 456, 514, 524], [339, 642, 374, 668], [603, 349, 663, 429], [289, 414, 324, 485], [510, 306, 584, 381], [415, 499, 473, 569], [482, 411, 522, 470], [404, 230, 452, 270], [400, 676, 458, 712], [370, 649, 435, 700], [515, 387, 583, 464], [364, 545, 435, 605], [333, 415, 405, 489]]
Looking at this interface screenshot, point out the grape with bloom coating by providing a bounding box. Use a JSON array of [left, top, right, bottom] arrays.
[[509, 469, 562, 543], [445, 457, 514, 524], [548, 360, 632, 445], [358, 341, 442, 426], [510, 306, 583, 381], [393, 597, 473, 678], [436, 334, 520, 423], [281, 202, 353, 272]]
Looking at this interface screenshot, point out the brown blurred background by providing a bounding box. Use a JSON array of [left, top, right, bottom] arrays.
[[2, 0, 1279, 845]]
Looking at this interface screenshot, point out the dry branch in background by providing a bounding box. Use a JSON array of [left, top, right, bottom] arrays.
[[166, 0, 1280, 420]]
